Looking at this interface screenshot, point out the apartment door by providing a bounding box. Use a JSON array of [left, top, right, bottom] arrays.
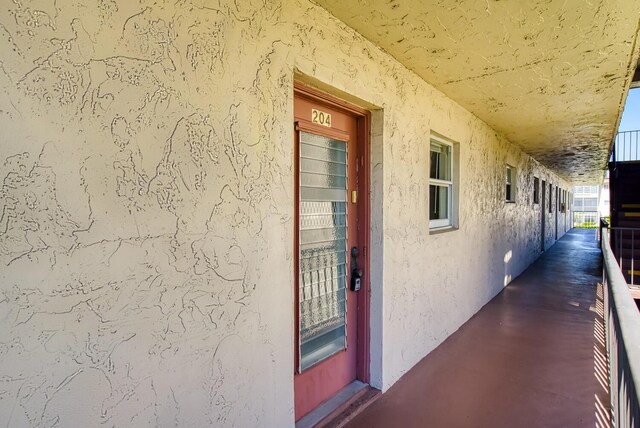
[[293, 84, 370, 420], [541, 180, 546, 252]]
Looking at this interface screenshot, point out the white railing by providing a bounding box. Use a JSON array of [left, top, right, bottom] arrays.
[[602, 226, 640, 427]]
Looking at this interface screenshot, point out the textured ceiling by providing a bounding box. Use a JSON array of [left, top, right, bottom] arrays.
[[315, 0, 640, 183]]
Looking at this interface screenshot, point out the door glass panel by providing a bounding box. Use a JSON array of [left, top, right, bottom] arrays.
[[299, 131, 348, 372]]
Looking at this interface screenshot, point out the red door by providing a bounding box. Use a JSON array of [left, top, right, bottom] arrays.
[[293, 87, 368, 420]]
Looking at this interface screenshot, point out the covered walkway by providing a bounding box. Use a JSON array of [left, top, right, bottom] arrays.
[[347, 229, 611, 427]]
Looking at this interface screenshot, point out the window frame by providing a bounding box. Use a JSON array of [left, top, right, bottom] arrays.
[[505, 165, 516, 203], [429, 135, 456, 230], [533, 176, 540, 204]]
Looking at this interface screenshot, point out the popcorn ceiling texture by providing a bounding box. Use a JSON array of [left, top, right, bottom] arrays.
[[0, 0, 570, 426], [316, 0, 640, 184]]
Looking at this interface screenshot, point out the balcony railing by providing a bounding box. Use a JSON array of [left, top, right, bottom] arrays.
[[601, 225, 640, 427], [610, 227, 640, 286], [612, 130, 640, 163]]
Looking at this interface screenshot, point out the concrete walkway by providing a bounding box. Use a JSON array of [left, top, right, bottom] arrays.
[[346, 229, 611, 428]]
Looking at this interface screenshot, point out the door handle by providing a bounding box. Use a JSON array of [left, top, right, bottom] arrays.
[[350, 246, 363, 291]]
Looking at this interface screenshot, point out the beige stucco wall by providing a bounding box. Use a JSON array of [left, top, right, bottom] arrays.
[[0, 0, 570, 426]]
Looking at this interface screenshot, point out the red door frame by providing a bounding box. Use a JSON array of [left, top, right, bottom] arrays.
[[293, 81, 372, 410]]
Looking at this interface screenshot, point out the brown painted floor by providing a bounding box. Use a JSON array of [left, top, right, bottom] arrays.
[[346, 229, 611, 428]]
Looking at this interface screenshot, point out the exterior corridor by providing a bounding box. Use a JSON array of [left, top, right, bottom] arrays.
[[346, 229, 611, 428]]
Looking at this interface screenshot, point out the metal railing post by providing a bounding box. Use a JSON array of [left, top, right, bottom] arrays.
[[619, 229, 623, 268]]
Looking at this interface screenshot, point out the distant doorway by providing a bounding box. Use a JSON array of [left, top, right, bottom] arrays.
[[555, 187, 559, 240], [541, 180, 546, 252]]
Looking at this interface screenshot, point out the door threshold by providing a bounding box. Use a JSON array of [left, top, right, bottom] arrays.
[[296, 381, 381, 428]]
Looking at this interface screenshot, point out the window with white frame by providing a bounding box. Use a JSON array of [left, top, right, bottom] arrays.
[[505, 165, 516, 202], [429, 137, 454, 229]]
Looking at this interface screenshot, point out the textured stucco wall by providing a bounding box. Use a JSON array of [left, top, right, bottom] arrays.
[[0, 0, 569, 426]]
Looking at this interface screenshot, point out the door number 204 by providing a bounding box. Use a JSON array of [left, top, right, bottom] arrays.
[[311, 109, 332, 127]]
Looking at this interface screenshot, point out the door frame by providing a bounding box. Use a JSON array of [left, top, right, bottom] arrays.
[[293, 81, 372, 386]]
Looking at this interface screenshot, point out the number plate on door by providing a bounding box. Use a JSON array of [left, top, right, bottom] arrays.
[[311, 109, 332, 127]]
